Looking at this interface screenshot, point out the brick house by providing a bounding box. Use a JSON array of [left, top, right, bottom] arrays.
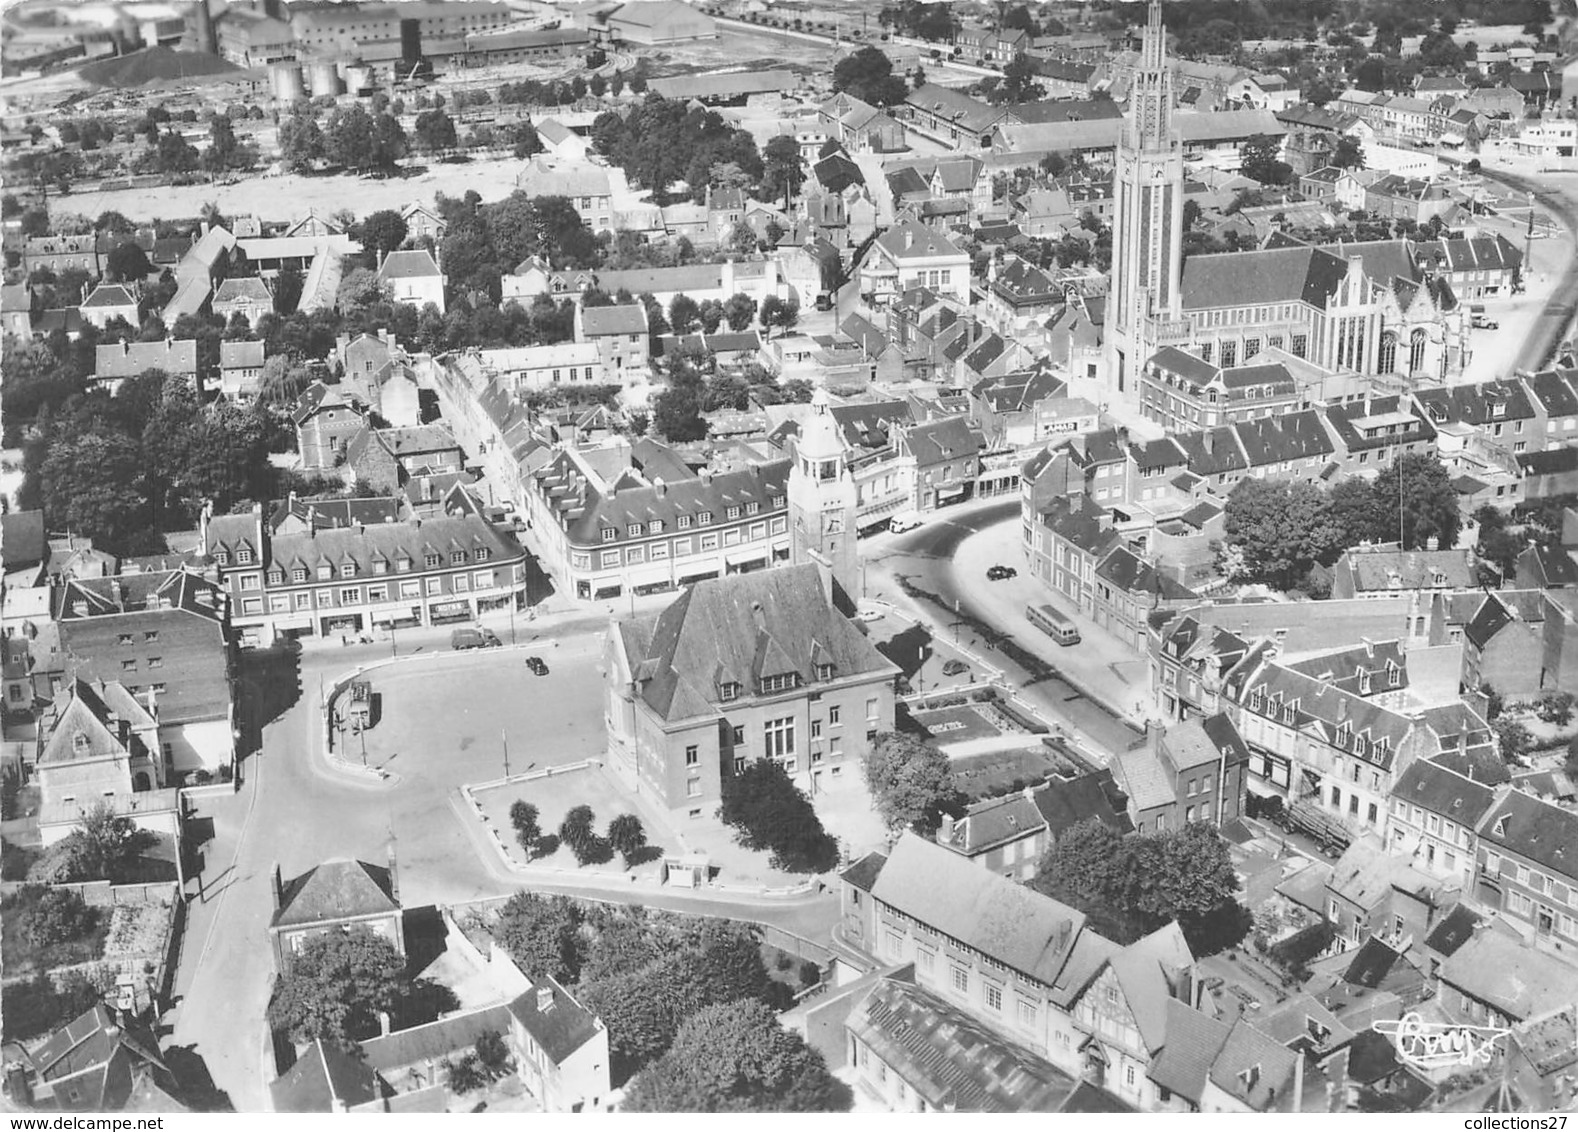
[[604, 563, 899, 815], [1473, 788, 1578, 953], [1110, 713, 1251, 835], [293, 382, 369, 471]]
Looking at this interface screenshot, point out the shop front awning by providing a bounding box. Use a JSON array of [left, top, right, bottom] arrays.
[[935, 483, 968, 500], [272, 615, 314, 631], [725, 548, 769, 567], [627, 564, 675, 586]]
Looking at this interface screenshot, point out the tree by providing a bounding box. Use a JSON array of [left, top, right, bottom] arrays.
[[1372, 453, 1461, 551], [607, 813, 648, 868], [1032, 820, 1249, 955], [510, 121, 542, 160], [559, 804, 598, 858], [22, 887, 98, 949], [623, 999, 851, 1112], [154, 129, 200, 174], [510, 800, 541, 857], [278, 107, 325, 173], [1331, 135, 1366, 170], [697, 298, 726, 333], [74, 802, 156, 881], [669, 293, 702, 334], [718, 760, 838, 874], [758, 295, 798, 340], [104, 241, 153, 283], [831, 45, 909, 107], [267, 927, 408, 1045], [1, 972, 101, 1044], [653, 354, 708, 441], [996, 55, 1045, 105], [1325, 476, 1383, 555], [1473, 505, 1521, 583], [1240, 134, 1293, 185], [202, 114, 247, 173], [40, 429, 148, 557], [1222, 479, 1341, 590], [414, 109, 458, 155], [1495, 718, 1536, 761], [723, 293, 757, 332], [1001, 4, 1037, 34], [761, 135, 804, 208], [492, 892, 586, 984], [863, 731, 959, 835], [357, 209, 409, 258]]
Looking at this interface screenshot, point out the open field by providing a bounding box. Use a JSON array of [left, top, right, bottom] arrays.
[[49, 156, 532, 225]]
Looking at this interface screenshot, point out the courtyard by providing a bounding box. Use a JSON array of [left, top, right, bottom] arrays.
[[471, 764, 666, 879]]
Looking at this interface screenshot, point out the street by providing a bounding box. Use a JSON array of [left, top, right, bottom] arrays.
[[862, 498, 1145, 758], [164, 606, 839, 1112]]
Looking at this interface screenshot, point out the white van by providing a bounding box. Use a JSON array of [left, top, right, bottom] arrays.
[[889, 510, 924, 533]]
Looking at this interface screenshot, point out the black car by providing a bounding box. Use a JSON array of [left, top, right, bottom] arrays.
[[526, 656, 549, 676], [986, 565, 1017, 580]]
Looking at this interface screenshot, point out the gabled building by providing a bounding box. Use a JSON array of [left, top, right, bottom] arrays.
[[92, 338, 199, 392], [269, 852, 404, 972], [202, 505, 527, 644], [1139, 347, 1303, 432], [1321, 395, 1438, 474], [1386, 757, 1495, 887], [218, 339, 266, 402], [292, 382, 369, 471], [934, 765, 1133, 879], [604, 563, 898, 814], [52, 567, 235, 777], [1329, 546, 1477, 601], [211, 276, 273, 323], [12, 1004, 174, 1113], [377, 249, 446, 314], [1474, 788, 1578, 951], [859, 218, 970, 306], [574, 303, 649, 374], [34, 678, 168, 844], [1110, 713, 1250, 834], [79, 283, 140, 330]]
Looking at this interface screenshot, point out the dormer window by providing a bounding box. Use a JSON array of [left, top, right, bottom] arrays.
[[719, 681, 741, 702], [1358, 669, 1372, 695], [1495, 815, 1509, 837], [628, 524, 642, 539], [373, 559, 389, 575], [451, 550, 467, 565], [397, 556, 413, 573], [771, 495, 785, 508], [340, 563, 356, 578], [1431, 570, 1446, 587], [760, 672, 801, 694], [726, 506, 741, 521], [237, 548, 253, 565], [475, 547, 490, 562], [1386, 661, 1400, 687], [1282, 702, 1295, 724], [678, 515, 693, 529], [699, 511, 713, 525], [745, 502, 760, 516], [215, 551, 230, 566], [649, 521, 663, 535], [426, 554, 441, 568], [602, 527, 617, 542], [73, 731, 91, 755], [293, 568, 308, 583], [1336, 722, 1351, 748], [817, 663, 835, 681], [268, 569, 284, 585], [317, 565, 332, 581]]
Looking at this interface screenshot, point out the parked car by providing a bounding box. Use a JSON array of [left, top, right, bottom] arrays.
[[889, 510, 924, 533], [1471, 315, 1499, 329], [942, 659, 969, 676], [526, 656, 549, 676], [451, 628, 501, 649], [855, 607, 885, 623], [986, 565, 1017, 580]]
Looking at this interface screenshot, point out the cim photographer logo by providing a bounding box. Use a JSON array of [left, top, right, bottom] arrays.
[[1372, 1013, 1511, 1070]]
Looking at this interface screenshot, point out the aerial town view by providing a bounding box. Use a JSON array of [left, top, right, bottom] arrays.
[[3, 0, 1578, 1117]]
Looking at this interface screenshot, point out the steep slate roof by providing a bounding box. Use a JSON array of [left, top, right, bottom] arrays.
[[1147, 998, 1231, 1104], [212, 276, 273, 305], [840, 850, 887, 892], [268, 1039, 381, 1112], [1039, 493, 1122, 558], [848, 976, 1077, 1112], [1180, 246, 1350, 311], [377, 249, 442, 281], [579, 303, 647, 336], [1113, 747, 1176, 811], [1477, 789, 1578, 878], [873, 218, 966, 262], [81, 283, 138, 309], [1109, 922, 1195, 1054], [30, 1004, 168, 1113], [38, 679, 156, 767], [1521, 368, 1578, 418], [220, 340, 265, 368], [504, 976, 603, 1063], [1208, 1018, 1300, 1110], [1416, 378, 1535, 427], [1390, 759, 1495, 827], [2, 509, 47, 570], [871, 832, 1087, 987], [271, 858, 400, 928], [621, 563, 895, 723], [904, 415, 982, 466], [1423, 903, 1483, 958], [94, 338, 198, 380], [54, 569, 231, 726]]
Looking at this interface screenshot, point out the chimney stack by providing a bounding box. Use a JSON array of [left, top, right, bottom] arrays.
[[271, 863, 284, 911]]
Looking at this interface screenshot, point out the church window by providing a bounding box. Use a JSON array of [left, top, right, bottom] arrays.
[[1199, 342, 1213, 364], [1245, 338, 1261, 360], [1219, 341, 1237, 367], [1291, 334, 1308, 359], [1379, 331, 1398, 373], [1409, 329, 1427, 374]]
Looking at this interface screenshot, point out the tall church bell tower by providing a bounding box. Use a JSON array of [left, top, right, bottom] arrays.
[[788, 389, 859, 597], [1103, 0, 1185, 406]]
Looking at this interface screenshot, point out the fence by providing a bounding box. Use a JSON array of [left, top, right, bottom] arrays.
[[0, 879, 178, 907]]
